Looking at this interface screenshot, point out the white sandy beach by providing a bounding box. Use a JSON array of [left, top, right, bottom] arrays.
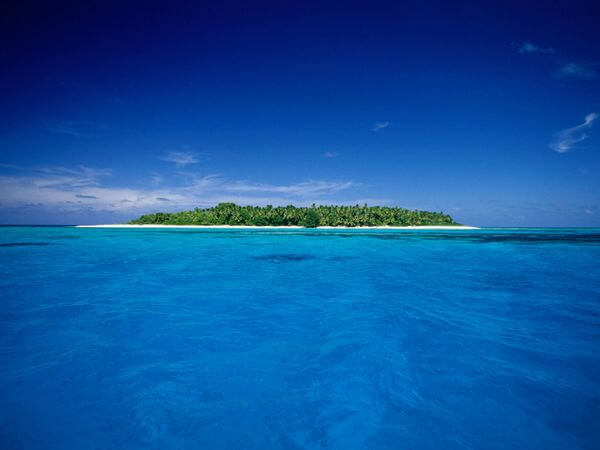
[[75, 224, 479, 230]]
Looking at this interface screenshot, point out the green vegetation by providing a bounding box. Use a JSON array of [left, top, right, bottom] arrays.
[[129, 203, 459, 227]]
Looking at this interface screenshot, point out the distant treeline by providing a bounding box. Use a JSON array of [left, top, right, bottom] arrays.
[[129, 203, 458, 227]]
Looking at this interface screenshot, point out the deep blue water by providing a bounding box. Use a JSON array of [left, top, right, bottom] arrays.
[[1, 227, 599, 449]]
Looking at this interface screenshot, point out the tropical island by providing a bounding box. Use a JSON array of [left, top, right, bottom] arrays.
[[127, 203, 461, 228]]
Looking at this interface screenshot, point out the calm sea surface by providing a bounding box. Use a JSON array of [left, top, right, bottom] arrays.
[[1, 227, 599, 449]]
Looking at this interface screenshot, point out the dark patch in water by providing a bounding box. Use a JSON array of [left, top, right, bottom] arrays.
[[370, 234, 409, 241], [103, 228, 600, 245], [476, 233, 600, 244], [0, 242, 51, 247], [359, 232, 600, 245], [255, 230, 600, 245], [254, 254, 316, 262], [152, 230, 249, 239]]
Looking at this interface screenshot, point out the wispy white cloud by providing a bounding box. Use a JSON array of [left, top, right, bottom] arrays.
[[223, 180, 353, 196], [550, 112, 598, 153], [517, 41, 598, 81], [0, 165, 362, 221], [321, 151, 339, 158], [373, 121, 390, 132], [43, 120, 104, 137], [518, 41, 554, 54], [161, 151, 200, 166], [0, 165, 112, 189], [556, 62, 598, 79]]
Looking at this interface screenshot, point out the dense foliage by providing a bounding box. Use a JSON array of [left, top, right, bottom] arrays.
[[129, 203, 458, 227]]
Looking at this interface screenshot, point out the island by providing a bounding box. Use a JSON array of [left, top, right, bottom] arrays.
[[124, 203, 465, 228]]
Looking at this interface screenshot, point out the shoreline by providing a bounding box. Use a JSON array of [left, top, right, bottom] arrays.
[[75, 224, 480, 230]]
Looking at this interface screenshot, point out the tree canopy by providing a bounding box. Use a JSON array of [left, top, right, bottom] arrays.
[[129, 203, 459, 227]]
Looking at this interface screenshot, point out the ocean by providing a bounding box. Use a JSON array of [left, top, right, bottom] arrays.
[[1, 227, 599, 449]]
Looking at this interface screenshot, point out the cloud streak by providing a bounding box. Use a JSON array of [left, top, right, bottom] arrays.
[[161, 151, 200, 166], [76, 194, 98, 199], [224, 180, 353, 196], [43, 121, 104, 137], [550, 112, 598, 153], [518, 41, 554, 54], [517, 41, 597, 81], [373, 121, 390, 132], [556, 62, 598, 79], [0, 165, 112, 188]]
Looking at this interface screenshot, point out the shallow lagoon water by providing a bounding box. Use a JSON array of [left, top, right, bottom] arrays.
[[0, 227, 599, 449]]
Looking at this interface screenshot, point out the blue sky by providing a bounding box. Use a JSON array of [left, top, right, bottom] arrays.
[[1, 1, 599, 226]]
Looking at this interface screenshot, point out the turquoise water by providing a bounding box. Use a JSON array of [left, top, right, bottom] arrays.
[[1, 226, 599, 449]]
